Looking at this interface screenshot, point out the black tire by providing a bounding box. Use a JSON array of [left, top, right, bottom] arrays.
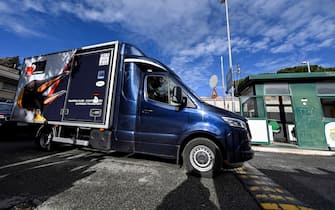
[[35, 129, 53, 151], [182, 137, 223, 178]]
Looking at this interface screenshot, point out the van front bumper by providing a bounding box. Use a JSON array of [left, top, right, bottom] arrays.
[[224, 127, 254, 163]]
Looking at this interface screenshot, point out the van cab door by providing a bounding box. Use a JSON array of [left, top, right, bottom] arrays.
[[136, 72, 189, 158]]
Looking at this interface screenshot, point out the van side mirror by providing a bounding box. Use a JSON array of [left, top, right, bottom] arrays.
[[172, 86, 187, 111], [172, 86, 182, 104]]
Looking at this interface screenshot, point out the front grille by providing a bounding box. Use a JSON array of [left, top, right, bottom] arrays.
[[240, 139, 252, 151]]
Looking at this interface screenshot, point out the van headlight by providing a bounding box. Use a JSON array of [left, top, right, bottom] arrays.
[[222, 117, 247, 129]]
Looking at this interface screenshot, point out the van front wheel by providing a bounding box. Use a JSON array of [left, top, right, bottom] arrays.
[[183, 138, 222, 178]]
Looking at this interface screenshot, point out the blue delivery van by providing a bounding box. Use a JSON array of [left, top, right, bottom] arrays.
[[11, 41, 253, 177]]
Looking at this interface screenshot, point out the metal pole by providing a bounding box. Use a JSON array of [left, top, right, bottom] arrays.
[[307, 61, 311, 73], [301, 60, 311, 73], [224, 0, 234, 112], [220, 56, 225, 108]]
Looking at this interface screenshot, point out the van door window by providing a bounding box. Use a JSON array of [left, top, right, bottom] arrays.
[[146, 76, 179, 106], [147, 76, 169, 104]]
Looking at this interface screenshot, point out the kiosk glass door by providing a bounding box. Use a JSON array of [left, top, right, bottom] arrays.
[[265, 96, 296, 143]]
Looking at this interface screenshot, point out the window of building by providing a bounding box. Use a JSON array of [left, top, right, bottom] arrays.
[[264, 83, 290, 95], [241, 86, 254, 96], [282, 96, 292, 105], [241, 96, 265, 118], [2, 83, 16, 91], [317, 82, 335, 94], [320, 98, 335, 118], [265, 96, 279, 105]]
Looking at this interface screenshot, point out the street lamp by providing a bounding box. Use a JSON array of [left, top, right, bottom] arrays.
[[301, 61, 311, 73]]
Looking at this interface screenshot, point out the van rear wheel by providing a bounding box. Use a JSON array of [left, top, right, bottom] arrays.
[[183, 137, 222, 178], [35, 128, 53, 151]]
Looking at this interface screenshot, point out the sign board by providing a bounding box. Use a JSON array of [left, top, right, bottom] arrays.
[[248, 119, 269, 143], [226, 69, 233, 92], [209, 75, 218, 88], [325, 122, 335, 148]]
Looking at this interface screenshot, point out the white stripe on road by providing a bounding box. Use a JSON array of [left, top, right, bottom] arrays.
[[0, 150, 79, 170]]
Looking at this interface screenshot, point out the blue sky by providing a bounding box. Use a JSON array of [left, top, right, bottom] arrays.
[[1, 0, 335, 97]]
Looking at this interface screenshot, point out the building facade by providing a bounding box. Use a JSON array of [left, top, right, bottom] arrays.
[[237, 72, 335, 150], [0, 65, 19, 101], [201, 96, 240, 113]]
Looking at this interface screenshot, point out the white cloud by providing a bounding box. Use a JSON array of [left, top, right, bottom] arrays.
[[263, 26, 288, 41], [254, 56, 296, 73], [49, 0, 212, 52], [271, 43, 294, 53], [0, 0, 335, 94], [0, 15, 42, 37], [22, 0, 46, 13], [1, 0, 212, 48], [170, 56, 216, 94], [179, 37, 227, 58], [0, 2, 10, 12], [0, 0, 47, 37], [319, 38, 334, 48], [2, 0, 335, 57], [251, 38, 271, 52], [231, 37, 251, 53], [230, 0, 335, 57]]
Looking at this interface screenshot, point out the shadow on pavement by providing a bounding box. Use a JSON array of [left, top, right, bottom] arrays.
[[156, 174, 217, 210], [214, 171, 260, 210], [0, 121, 39, 141], [259, 167, 335, 210], [156, 170, 260, 210], [0, 141, 104, 210]]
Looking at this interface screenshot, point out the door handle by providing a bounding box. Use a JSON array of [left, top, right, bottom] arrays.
[[142, 109, 153, 113]]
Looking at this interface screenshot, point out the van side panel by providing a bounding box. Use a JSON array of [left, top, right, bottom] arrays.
[[12, 50, 76, 122], [43, 75, 70, 121], [112, 62, 141, 152]]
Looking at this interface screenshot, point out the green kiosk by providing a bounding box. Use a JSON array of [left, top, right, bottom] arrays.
[[237, 72, 335, 150]]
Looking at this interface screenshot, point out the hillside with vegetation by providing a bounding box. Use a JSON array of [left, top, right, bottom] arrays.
[[277, 65, 335, 73]]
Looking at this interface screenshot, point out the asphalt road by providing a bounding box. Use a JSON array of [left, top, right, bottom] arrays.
[[1, 137, 334, 210], [249, 151, 335, 210], [0, 138, 259, 210]]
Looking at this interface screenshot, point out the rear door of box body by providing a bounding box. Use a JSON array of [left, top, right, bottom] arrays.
[[62, 46, 116, 125]]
